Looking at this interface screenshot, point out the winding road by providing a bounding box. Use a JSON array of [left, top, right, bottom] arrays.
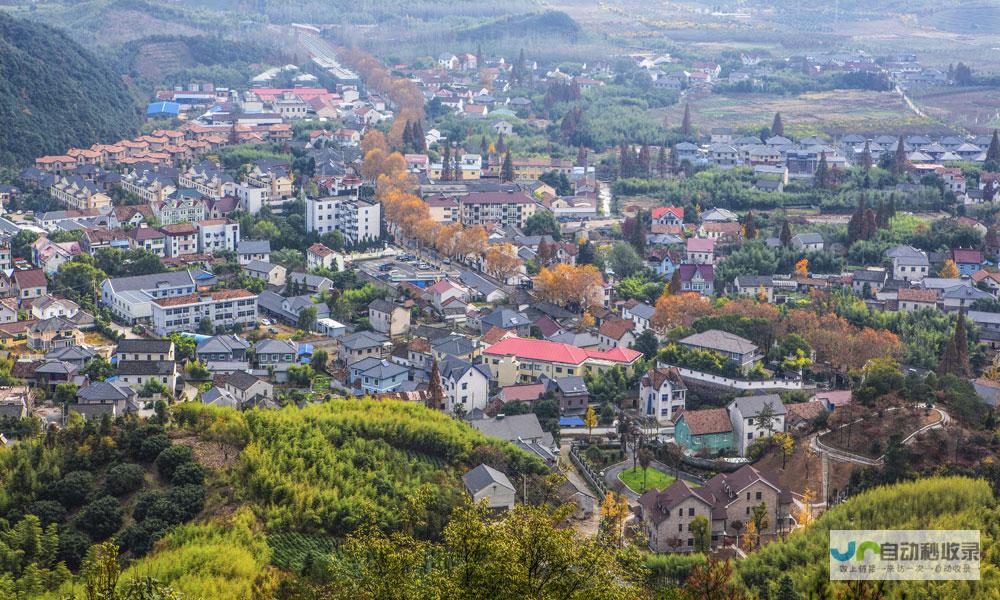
[[604, 459, 705, 503]]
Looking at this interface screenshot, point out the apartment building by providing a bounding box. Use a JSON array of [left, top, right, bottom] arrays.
[[150, 289, 258, 336]]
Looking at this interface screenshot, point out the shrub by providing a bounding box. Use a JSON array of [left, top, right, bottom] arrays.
[[26, 500, 67, 526], [76, 495, 125, 540], [105, 463, 146, 496], [169, 485, 206, 521], [137, 434, 171, 462], [45, 471, 94, 509], [133, 490, 167, 522], [57, 528, 92, 570], [118, 517, 171, 556], [155, 445, 194, 481], [171, 462, 205, 486]]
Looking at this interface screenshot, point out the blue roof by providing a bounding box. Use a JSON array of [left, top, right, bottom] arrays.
[[194, 272, 215, 280], [298, 343, 313, 356], [559, 416, 585, 427], [146, 101, 179, 116]]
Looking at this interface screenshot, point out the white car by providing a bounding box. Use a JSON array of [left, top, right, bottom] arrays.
[[260, 318, 272, 327]]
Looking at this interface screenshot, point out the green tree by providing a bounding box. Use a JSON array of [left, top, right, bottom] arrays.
[[632, 329, 659, 360], [297, 306, 318, 332], [779, 221, 792, 247], [690, 515, 711, 553], [607, 241, 644, 278], [771, 112, 784, 138], [750, 502, 769, 549], [523, 210, 561, 240], [168, 332, 197, 362], [501, 150, 514, 182], [197, 317, 214, 335], [813, 152, 830, 189], [681, 103, 692, 136]]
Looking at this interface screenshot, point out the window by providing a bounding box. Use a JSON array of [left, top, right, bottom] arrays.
[[687, 538, 693, 547], [746, 492, 750, 500], [747, 432, 753, 440], [746, 506, 751, 515], [688, 507, 694, 516], [678, 524, 682, 532], [756, 491, 762, 501]]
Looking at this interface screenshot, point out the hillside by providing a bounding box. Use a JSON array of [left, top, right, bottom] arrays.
[[735, 477, 1000, 597], [0, 13, 141, 165]]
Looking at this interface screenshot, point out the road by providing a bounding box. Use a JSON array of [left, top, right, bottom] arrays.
[[604, 459, 705, 504]]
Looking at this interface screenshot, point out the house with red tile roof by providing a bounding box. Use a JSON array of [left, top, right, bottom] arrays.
[[482, 336, 642, 387], [651, 206, 685, 226], [597, 318, 636, 351]]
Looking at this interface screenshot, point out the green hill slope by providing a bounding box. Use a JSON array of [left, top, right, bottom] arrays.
[[0, 13, 141, 165]]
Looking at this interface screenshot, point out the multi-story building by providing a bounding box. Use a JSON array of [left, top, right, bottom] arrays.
[[425, 195, 460, 223], [177, 162, 235, 199], [639, 367, 687, 424], [482, 336, 642, 387], [49, 175, 112, 211], [161, 223, 200, 258], [510, 157, 573, 182], [305, 196, 382, 244], [194, 219, 240, 254], [458, 191, 538, 228], [153, 196, 206, 225], [100, 271, 198, 323], [150, 289, 258, 335], [129, 227, 167, 257], [243, 159, 294, 210], [119, 168, 176, 203]]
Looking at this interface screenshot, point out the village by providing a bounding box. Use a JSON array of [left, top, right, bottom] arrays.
[[0, 24, 999, 576]]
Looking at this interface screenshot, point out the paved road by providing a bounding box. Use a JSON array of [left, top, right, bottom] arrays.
[[604, 459, 705, 504]]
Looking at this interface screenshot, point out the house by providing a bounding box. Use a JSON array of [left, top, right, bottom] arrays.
[[306, 243, 340, 271], [637, 465, 792, 552], [685, 238, 715, 264], [889, 246, 929, 282], [639, 367, 687, 424], [237, 240, 271, 265], [72, 382, 137, 419], [0, 298, 15, 324], [941, 285, 992, 311], [482, 336, 642, 387], [973, 378, 1000, 407], [679, 330, 760, 372], [431, 334, 478, 362], [13, 269, 47, 301], [337, 331, 389, 365], [701, 208, 738, 223], [784, 401, 827, 430], [479, 308, 531, 336], [196, 335, 251, 368], [287, 272, 334, 295], [115, 338, 175, 362], [368, 299, 411, 337], [31, 295, 79, 321], [423, 279, 468, 311], [470, 413, 557, 464], [246, 260, 287, 287], [896, 288, 938, 312], [254, 338, 299, 370], [129, 227, 166, 257], [811, 389, 852, 412], [32, 238, 80, 274], [544, 375, 590, 414], [27, 317, 83, 351], [852, 269, 888, 296], [791, 233, 824, 252], [674, 408, 733, 454], [0, 387, 29, 419], [621, 301, 656, 335], [952, 248, 984, 277], [463, 464, 516, 512], [349, 357, 409, 394], [732, 275, 775, 303], [45, 346, 96, 369], [459, 270, 507, 303], [222, 370, 274, 408], [677, 264, 714, 296], [651, 206, 685, 227], [437, 357, 491, 414], [160, 223, 200, 258], [597, 318, 636, 351], [116, 360, 178, 394], [256, 290, 329, 328], [728, 394, 786, 456]]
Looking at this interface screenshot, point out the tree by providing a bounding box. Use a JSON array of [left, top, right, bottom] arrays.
[[861, 140, 873, 172], [584, 405, 598, 441], [637, 447, 654, 492], [681, 104, 692, 137], [440, 143, 451, 181], [501, 150, 514, 182], [690, 515, 711, 553], [534, 264, 605, 311], [755, 402, 777, 438], [795, 258, 808, 278], [296, 306, 318, 332], [668, 268, 682, 295], [632, 329, 659, 360], [813, 152, 830, 189], [892, 135, 908, 178], [77, 496, 125, 540], [652, 292, 712, 329], [684, 560, 745, 600], [938, 311, 971, 378], [987, 129, 1000, 166], [779, 221, 792, 247], [81, 542, 121, 600], [656, 146, 667, 177], [599, 492, 631, 548], [777, 574, 799, 600], [427, 359, 444, 410], [523, 210, 561, 239], [607, 241, 643, 278], [939, 259, 960, 278], [774, 432, 795, 469], [197, 316, 214, 335], [750, 502, 770, 548], [771, 112, 784, 138]]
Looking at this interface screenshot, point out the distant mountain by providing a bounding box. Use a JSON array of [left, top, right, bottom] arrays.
[[0, 13, 141, 166]]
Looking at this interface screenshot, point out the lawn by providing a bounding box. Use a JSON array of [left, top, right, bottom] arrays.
[[618, 466, 675, 494]]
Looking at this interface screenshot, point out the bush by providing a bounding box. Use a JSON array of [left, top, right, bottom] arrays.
[[171, 462, 205, 486], [137, 434, 172, 462], [133, 491, 167, 522], [155, 445, 194, 481], [169, 485, 206, 521], [118, 517, 171, 556], [142, 497, 184, 526], [57, 528, 92, 571], [76, 495, 125, 540], [105, 463, 146, 496], [26, 500, 67, 526], [45, 471, 94, 509]]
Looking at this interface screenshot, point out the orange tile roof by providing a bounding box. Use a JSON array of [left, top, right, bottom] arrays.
[[153, 289, 255, 307]]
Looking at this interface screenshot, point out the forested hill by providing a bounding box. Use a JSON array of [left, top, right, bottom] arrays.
[[0, 13, 141, 166]]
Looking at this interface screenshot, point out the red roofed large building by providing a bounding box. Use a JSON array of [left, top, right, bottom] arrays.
[[482, 336, 642, 386]]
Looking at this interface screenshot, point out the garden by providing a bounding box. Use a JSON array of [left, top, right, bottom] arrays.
[[618, 466, 676, 494]]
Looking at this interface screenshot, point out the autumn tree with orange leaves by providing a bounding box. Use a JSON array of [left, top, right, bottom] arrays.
[[535, 264, 605, 311], [484, 243, 523, 282], [652, 292, 713, 330]]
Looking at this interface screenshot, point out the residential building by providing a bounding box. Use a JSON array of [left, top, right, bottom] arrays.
[[72, 382, 137, 419], [685, 238, 715, 264], [896, 288, 938, 312], [161, 223, 200, 258], [304, 196, 382, 243], [306, 243, 340, 270], [676, 264, 715, 296], [349, 357, 409, 394], [13, 269, 48, 301], [437, 357, 491, 414], [31, 295, 79, 321], [222, 370, 274, 408], [728, 395, 787, 456], [482, 336, 643, 387], [196, 335, 251, 367], [194, 219, 240, 254], [674, 408, 734, 454], [597, 318, 636, 351], [27, 317, 83, 351], [238, 240, 271, 265], [368, 299, 411, 337], [129, 227, 166, 257], [458, 191, 538, 228], [115, 339, 175, 362], [116, 360, 178, 393], [101, 270, 197, 323], [791, 233, 824, 252], [246, 260, 287, 287], [337, 331, 389, 365], [470, 413, 557, 464], [150, 289, 257, 336], [463, 464, 516, 512], [640, 367, 687, 424], [679, 330, 760, 372], [889, 246, 930, 282]]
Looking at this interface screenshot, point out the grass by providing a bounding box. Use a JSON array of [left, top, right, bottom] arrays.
[[618, 466, 676, 494]]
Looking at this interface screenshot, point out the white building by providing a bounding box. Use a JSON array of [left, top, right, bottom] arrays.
[[728, 394, 786, 457], [195, 219, 240, 254], [305, 196, 382, 244], [439, 357, 491, 414], [150, 289, 258, 336], [639, 367, 687, 424], [100, 271, 199, 323]]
